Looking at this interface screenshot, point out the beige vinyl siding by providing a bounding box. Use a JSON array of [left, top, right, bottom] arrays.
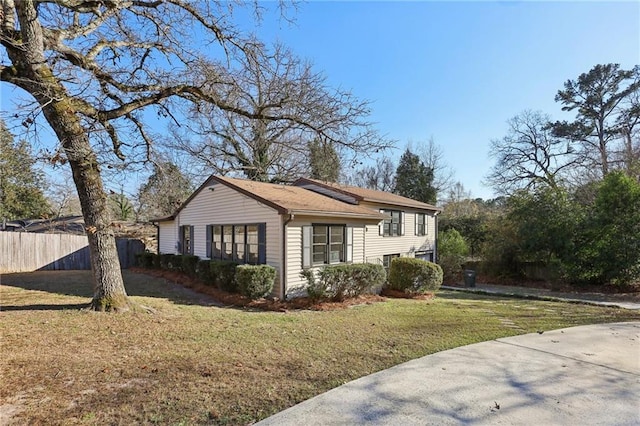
[[285, 217, 368, 297], [361, 201, 437, 264], [158, 222, 177, 254], [159, 182, 283, 295]]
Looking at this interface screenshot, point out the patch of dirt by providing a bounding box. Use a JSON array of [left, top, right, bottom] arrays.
[[0, 392, 26, 425], [380, 288, 436, 300], [130, 268, 395, 311]]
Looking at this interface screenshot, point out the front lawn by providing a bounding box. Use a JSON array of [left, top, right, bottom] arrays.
[[1, 270, 639, 425]]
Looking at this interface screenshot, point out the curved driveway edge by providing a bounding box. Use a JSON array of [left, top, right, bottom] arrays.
[[257, 322, 640, 425]]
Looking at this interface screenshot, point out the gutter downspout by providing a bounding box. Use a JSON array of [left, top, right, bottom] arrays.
[[281, 213, 294, 300], [434, 211, 440, 263], [152, 222, 160, 255]]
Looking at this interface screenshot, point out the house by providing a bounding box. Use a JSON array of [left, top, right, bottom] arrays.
[[154, 175, 440, 298]]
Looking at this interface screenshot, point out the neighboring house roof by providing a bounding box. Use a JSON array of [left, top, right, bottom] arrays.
[[293, 177, 441, 211], [153, 175, 388, 222], [1, 216, 86, 234]]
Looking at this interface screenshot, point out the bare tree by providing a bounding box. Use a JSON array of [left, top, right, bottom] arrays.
[[348, 157, 396, 191], [169, 43, 388, 182], [486, 110, 578, 195], [415, 137, 455, 199], [46, 169, 82, 218], [0, 1, 361, 311]]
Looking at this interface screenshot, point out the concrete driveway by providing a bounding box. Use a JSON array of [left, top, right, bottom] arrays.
[[257, 322, 640, 425]]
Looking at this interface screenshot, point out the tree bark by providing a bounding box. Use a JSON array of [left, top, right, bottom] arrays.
[[3, 0, 130, 311]]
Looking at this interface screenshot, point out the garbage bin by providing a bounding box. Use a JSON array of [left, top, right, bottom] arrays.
[[463, 269, 476, 288]]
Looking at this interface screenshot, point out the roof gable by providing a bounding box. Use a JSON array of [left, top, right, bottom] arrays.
[[293, 178, 441, 211], [153, 175, 387, 221]]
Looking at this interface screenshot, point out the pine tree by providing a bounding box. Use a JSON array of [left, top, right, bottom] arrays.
[[394, 149, 437, 203], [308, 139, 341, 182], [0, 121, 49, 220]]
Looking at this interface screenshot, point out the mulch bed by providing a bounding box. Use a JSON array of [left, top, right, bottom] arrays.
[[129, 267, 413, 311]]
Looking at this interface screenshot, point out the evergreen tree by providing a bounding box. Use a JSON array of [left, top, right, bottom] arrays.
[[551, 64, 640, 179], [394, 149, 437, 203], [109, 190, 134, 221], [308, 138, 341, 182], [138, 162, 193, 220], [0, 121, 49, 220]]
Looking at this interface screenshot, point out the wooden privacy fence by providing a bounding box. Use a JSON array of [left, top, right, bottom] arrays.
[[0, 232, 145, 273]]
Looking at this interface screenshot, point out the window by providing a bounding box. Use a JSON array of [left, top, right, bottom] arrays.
[[383, 254, 400, 270], [179, 225, 193, 255], [302, 225, 353, 268], [246, 225, 259, 264], [312, 226, 328, 264], [207, 224, 266, 265], [416, 213, 426, 236], [223, 225, 233, 260], [415, 251, 433, 262], [212, 225, 222, 258], [381, 210, 403, 236]]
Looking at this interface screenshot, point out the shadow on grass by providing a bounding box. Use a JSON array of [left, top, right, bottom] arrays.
[[436, 290, 514, 302], [0, 270, 221, 310], [0, 303, 89, 311]]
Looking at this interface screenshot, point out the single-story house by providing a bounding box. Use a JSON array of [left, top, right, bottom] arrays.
[[153, 176, 441, 298]]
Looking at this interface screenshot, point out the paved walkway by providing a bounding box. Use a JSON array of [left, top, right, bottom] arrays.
[[441, 284, 640, 310], [257, 322, 640, 425]]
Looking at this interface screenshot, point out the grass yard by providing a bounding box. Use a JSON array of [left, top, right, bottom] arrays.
[[1, 271, 639, 425]]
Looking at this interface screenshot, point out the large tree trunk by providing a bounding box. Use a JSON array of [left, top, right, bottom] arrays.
[[4, 0, 130, 311], [42, 106, 131, 312]]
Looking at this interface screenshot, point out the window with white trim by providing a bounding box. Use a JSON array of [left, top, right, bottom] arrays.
[[179, 225, 194, 255], [383, 254, 400, 270], [415, 213, 426, 236], [381, 210, 403, 236], [303, 225, 353, 267]]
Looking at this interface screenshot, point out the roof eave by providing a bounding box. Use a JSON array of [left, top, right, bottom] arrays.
[[361, 199, 442, 212], [288, 209, 386, 220], [151, 215, 175, 223]]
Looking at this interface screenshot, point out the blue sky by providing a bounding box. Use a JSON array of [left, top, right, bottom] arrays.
[[249, 0, 639, 199], [1, 1, 638, 202]]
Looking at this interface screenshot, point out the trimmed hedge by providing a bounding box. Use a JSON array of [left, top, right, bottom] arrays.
[[160, 253, 179, 270], [387, 257, 443, 294], [301, 263, 387, 301], [235, 265, 277, 300], [196, 259, 213, 285], [210, 260, 239, 292], [136, 252, 156, 268], [181, 255, 200, 277], [300, 268, 326, 300]]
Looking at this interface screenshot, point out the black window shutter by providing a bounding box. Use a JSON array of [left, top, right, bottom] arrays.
[[189, 225, 195, 255], [178, 226, 184, 254], [258, 223, 267, 264], [205, 225, 212, 258]]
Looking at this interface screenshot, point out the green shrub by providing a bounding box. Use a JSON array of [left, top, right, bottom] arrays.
[[388, 257, 443, 294], [196, 260, 213, 285], [235, 265, 277, 299], [136, 252, 156, 269], [300, 269, 327, 300], [437, 228, 469, 281], [152, 252, 161, 269], [210, 260, 239, 292], [160, 254, 180, 270], [181, 255, 200, 277], [301, 263, 386, 301]]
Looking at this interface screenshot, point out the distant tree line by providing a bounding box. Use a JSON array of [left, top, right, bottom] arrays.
[[439, 63, 640, 287]]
